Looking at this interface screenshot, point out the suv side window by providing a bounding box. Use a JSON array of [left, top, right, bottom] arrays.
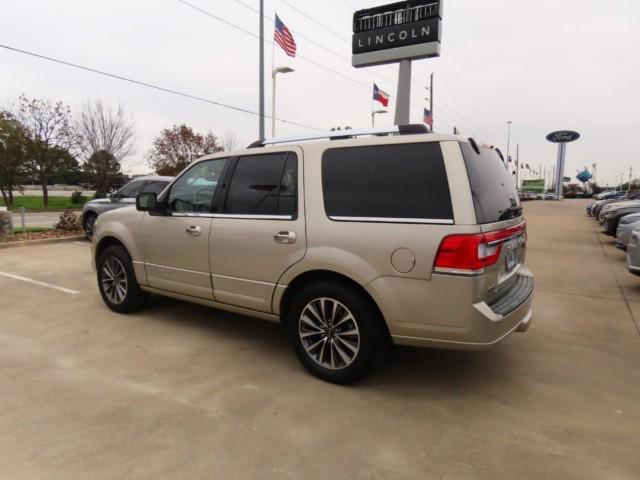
[[322, 143, 453, 222], [117, 180, 144, 198], [167, 159, 228, 213], [143, 180, 169, 194], [224, 153, 297, 217]]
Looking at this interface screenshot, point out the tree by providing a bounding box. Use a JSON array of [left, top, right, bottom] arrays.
[[12, 95, 77, 207], [220, 130, 240, 151], [77, 100, 135, 164], [84, 150, 120, 197], [0, 112, 27, 207], [147, 124, 223, 176]]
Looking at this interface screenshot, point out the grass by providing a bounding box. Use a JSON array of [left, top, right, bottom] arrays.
[[13, 227, 52, 234], [0, 195, 87, 211]]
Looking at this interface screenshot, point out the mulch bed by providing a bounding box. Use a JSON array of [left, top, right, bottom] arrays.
[[8, 230, 84, 242]]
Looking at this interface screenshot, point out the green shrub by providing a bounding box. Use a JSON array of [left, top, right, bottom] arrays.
[[71, 191, 86, 204]]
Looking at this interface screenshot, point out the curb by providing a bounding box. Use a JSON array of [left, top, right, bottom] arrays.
[[0, 235, 87, 249]]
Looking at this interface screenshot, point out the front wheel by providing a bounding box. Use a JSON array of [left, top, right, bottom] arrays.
[[97, 245, 148, 313], [83, 213, 97, 240], [287, 281, 385, 384]]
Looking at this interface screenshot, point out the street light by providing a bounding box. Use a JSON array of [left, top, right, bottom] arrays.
[[371, 109, 388, 127], [271, 66, 294, 137], [506, 120, 513, 165]]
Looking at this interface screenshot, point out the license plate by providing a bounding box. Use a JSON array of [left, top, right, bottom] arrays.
[[505, 243, 518, 271]]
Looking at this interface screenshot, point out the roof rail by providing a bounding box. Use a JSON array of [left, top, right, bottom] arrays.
[[247, 124, 429, 148]]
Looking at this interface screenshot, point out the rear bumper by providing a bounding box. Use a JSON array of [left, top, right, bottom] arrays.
[[366, 267, 535, 350]]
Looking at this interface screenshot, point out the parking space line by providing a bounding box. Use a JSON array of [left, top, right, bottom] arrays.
[[73, 241, 89, 246], [0, 271, 80, 295]]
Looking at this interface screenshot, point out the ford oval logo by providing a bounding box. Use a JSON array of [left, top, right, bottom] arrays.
[[546, 130, 580, 143]]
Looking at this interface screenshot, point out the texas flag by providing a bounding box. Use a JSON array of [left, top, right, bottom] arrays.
[[373, 83, 389, 107]]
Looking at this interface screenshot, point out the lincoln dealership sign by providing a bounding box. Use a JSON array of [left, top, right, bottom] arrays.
[[352, 1, 443, 67]]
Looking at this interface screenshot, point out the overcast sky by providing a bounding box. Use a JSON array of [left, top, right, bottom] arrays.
[[2, 0, 639, 185]]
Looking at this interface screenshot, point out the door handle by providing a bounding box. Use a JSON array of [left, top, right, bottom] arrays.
[[185, 225, 202, 236], [274, 231, 296, 244]]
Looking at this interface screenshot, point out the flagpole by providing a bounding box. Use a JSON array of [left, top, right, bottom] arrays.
[[271, 22, 276, 137], [259, 0, 265, 140]]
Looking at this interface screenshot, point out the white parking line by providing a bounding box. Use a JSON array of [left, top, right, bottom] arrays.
[[0, 271, 80, 295], [73, 241, 89, 246]]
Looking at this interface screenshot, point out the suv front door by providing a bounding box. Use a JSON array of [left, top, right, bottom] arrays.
[[210, 150, 306, 312], [138, 158, 229, 299]]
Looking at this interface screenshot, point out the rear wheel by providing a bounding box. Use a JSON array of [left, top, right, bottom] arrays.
[[287, 281, 385, 384], [97, 245, 148, 313]]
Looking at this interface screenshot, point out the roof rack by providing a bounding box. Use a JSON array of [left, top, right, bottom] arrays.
[[247, 124, 429, 148]]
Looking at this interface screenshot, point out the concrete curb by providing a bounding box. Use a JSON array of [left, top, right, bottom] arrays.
[[0, 235, 87, 249]]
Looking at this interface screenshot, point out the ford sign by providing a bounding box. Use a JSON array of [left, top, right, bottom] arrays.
[[546, 130, 580, 143]]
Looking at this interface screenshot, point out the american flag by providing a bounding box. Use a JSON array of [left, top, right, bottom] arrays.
[[423, 108, 433, 127], [274, 14, 297, 57]]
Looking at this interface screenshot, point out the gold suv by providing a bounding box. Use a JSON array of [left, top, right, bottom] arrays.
[[92, 125, 534, 383]]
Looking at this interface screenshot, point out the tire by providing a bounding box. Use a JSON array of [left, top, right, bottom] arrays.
[[97, 245, 148, 313], [286, 281, 385, 384], [83, 213, 97, 240]]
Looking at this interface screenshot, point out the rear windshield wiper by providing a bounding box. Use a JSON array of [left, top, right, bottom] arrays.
[[498, 205, 523, 221]]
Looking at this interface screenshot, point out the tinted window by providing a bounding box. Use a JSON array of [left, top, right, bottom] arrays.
[[143, 180, 169, 194], [168, 158, 228, 213], [117, 180, 144, 198], [224, 153, 297, 216], [460, 143, 521, 223], [322, 143, 453, 221]]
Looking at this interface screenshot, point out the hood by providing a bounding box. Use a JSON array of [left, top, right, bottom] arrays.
[[87, 198, 113, 205], [607, 200, 640, 211]]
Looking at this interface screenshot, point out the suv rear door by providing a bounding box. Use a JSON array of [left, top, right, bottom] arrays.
[[209, 148, 306, 313]]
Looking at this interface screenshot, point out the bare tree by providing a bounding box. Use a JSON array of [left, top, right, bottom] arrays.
[[220, 130, 240, 151], [77, 100, 135, 164], [12, 95, 77, 207]]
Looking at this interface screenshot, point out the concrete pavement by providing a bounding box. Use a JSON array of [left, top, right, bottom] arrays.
[[0, 200, 638, 479]]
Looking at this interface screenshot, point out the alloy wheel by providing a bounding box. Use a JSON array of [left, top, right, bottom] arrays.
[[298, 297, 360, 370], [101, 257, 128, 304]]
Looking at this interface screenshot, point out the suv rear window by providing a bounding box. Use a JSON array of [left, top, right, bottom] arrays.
[[322, 143, 453, 222], [460, 142, 521, 224]]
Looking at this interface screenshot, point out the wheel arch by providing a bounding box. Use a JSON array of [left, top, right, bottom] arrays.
[[277, 269, 391, 341]]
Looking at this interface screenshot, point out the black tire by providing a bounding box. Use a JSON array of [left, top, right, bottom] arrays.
[[286, 280, 386, 384], [603, 219, 617, 236], [83, 213, 97, 240], [97, 245, 149, 313]]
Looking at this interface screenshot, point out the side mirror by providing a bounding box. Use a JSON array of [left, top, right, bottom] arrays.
[[136, 192, 158, 212]]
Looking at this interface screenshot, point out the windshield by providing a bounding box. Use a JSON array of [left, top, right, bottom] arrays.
[[460, 142, 521, 224]]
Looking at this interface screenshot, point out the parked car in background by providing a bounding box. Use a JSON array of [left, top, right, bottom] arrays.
[[91, 126, 534, 384], [543, 193, 558, 200], [601, 202, 640, 235], [82, 175, 172, 239], [625, 227, 640, 276], [589, 191, 634, 217], [615, 213, 640, 249]]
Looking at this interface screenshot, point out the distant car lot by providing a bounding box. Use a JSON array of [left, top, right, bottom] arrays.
[[0, 200, 639, 479]]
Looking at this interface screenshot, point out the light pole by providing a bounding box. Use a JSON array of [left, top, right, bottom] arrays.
[[371, 109, 388, 127], [506, 120, 513, 166], [271, 66, 294, 137]]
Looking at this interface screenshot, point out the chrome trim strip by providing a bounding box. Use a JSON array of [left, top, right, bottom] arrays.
[[145, 262, 210, 276], [434, 267, 484, 276], [212, 214, 293, 220], [212, 273, 276, 287], [329, 216, 454, 225], [170, 213, 293, 220]]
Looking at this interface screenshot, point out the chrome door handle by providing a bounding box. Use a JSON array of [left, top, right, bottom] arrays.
[[274, 231, 296, 244], [185, 225, 202, 236]]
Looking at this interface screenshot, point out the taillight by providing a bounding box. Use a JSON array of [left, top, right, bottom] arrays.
[[434, 222, 526, 275]]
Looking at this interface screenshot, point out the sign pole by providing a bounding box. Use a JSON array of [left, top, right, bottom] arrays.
[[429, 72, 434, 132], [554, 143, 566, 199], [394, 59, 412, 125]]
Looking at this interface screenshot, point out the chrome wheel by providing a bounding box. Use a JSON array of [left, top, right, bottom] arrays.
[[299, 297, 360, 370], [101, 257, 128, 304]]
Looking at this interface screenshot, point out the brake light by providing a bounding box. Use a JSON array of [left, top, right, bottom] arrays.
[[434, 222, 526, 275]]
